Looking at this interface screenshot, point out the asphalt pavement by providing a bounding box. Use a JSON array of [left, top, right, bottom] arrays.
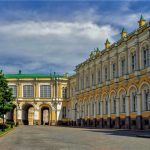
[[0, 126, 150, 150]]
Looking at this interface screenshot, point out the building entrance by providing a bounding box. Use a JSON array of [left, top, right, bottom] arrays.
[[22, 104, 34, 125], [41, 107, 50, 125]]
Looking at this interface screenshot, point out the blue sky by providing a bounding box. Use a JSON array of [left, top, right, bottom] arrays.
[[0, 0, 149, 75]]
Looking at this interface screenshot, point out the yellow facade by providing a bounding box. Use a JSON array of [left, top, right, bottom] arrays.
[[66, 16, 150, 129], [6, 75, 68, 126]]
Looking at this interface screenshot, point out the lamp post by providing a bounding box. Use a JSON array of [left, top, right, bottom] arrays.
[[52, 72, 60, 126]]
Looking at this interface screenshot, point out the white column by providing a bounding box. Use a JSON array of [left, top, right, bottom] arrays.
[[108, 98, 111, 117], [88, 103, 90, 117], [137, 93, 141, 115], [100, 101, 103, 118], [34, 109, 39, 120], [17, 109, 22, 120], [125, 96, 130, 116], [116, 98, 120, 117]]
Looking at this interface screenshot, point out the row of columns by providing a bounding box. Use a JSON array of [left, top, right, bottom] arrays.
[[75, 93, 142, 120]]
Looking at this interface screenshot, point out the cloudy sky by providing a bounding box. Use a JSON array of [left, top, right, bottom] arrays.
[[0, 0, 149, 75]]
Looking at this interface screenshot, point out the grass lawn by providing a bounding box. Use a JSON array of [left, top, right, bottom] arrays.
[[0, 126, 14, 136]]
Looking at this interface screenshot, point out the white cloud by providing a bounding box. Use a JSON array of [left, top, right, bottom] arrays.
[[0, 2, 149, 74], [0, 20, 118, 74]]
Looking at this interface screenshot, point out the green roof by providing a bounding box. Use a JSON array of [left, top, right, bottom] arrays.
[[121, 27, 126, 33], [106, 38, 110, 44], [4, 73, 64, 79], [140, 15, 145, 21]]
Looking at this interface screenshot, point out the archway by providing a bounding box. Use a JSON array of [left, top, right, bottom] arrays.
[[22, 103, 34, 125], [40, 105, 51, 125]]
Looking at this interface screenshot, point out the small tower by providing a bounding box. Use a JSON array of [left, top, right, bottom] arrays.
[[120, 28, 127, 38], [138, 15, 146, 28], [105, 39, 110, 49], [19, 70, 22, 74]]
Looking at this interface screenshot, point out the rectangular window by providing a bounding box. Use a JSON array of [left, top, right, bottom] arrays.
[[62, 107, 66, 118], [131, 53, 136, 72], [105, 67, 108, 81], [92, 74, 94, 86], [143, 50, 147, 67], [121, 59, 125, 75], [97, 70, 101, 84], [112, 63, 116, 78], [86, 76, 89, 88], [80, 78, 84, 90], [9, 85, 17, 97], [23, 85, 34, 98], [62, 87, 67, 98], [143, 48, 149, 68], [40, 85, 51, 98]]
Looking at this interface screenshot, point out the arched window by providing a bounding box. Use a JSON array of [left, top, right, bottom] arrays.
[[142, 45, 149, 68], [142, 87, 149, 111], [131, 91, 137, 112], [111, 95, 116, 114], [98, 101, 101, 114], [120, 94, 126, 113], [104, 97, 108, 114], [131, 52, 136, 72]]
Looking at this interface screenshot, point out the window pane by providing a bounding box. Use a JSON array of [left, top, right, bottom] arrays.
[[9, 85, 17, 97], [23, 85, 34, 98], [40, 85, 51, 98]]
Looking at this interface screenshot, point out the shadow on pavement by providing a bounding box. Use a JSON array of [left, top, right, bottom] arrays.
[[82, 129, 150, 138]]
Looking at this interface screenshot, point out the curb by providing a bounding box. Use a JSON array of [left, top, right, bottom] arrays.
[[0, 127, 16, 138]]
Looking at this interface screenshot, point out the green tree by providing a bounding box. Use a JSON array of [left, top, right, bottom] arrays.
[[0, 72, 15, 131]]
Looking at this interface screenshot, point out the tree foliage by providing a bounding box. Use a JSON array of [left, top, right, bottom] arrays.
[[0, 73, 15, 118]]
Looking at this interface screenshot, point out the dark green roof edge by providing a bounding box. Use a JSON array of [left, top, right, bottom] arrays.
[[4, 73, 65, 79]]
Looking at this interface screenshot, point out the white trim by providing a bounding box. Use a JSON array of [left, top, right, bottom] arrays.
[[8, 83, 17, 86]]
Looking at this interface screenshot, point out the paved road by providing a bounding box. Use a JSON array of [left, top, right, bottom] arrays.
[[0, 126, 150, 150]]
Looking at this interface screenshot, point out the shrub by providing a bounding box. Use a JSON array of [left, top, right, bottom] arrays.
[[0, 123, 9, 129]]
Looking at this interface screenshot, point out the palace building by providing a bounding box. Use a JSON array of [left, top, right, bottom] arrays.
[[5, 16, 150, 129], [5, 72, 68, 126]]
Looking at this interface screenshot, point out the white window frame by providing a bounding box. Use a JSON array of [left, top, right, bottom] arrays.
[[23, 84, 34, 98]]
